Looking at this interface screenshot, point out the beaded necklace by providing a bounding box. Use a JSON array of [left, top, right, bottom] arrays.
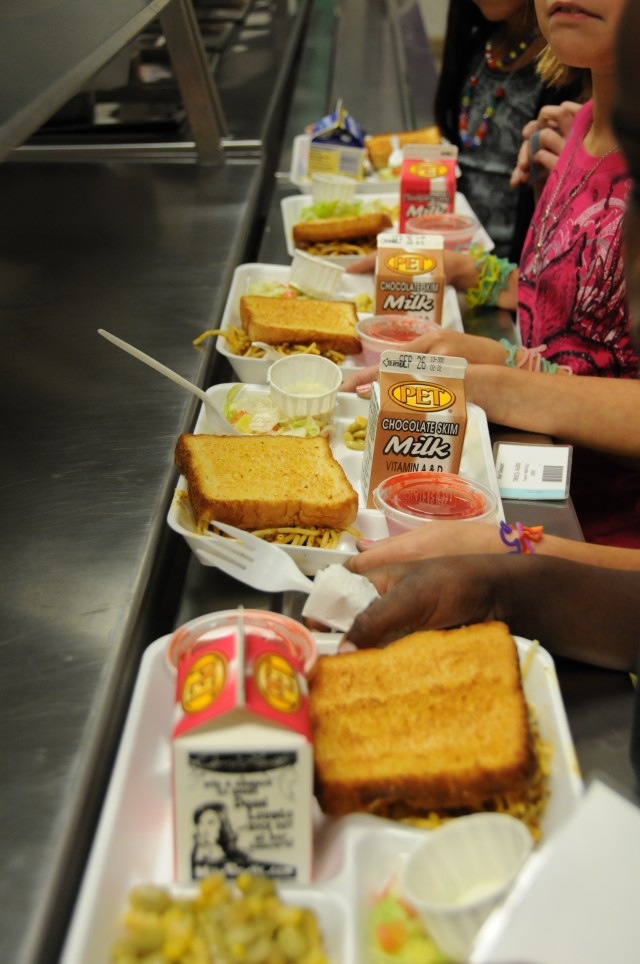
[[532, 135, 619, 272], [458, 31, 539, 151]]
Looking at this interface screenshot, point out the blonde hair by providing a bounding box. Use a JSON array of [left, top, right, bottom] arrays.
[[536, 44, 586, 89]]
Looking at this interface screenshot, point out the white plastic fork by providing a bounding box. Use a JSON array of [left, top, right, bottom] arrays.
[[196, 519, 315, 593]]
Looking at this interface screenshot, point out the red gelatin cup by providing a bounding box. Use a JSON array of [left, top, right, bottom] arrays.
[[404, 213, 477, 250], [356, 314, 439, 366], [374, 471, 498, 535]]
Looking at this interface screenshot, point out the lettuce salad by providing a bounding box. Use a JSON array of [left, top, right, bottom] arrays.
[[300, 198, 398, 221], [369, 880, 448, 964], [247, 279, 308, 299], [224, 384, 328, 437]]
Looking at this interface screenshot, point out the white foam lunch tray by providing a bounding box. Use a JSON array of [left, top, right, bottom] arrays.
[[290, 133, 398, 193], [214, 261, 463, 385], [167, 387, 503, 576], [60, 632, 583, 964], [281, 190, 494, 265]]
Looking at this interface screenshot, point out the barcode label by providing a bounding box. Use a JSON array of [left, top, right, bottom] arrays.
[[493, 442, 572, 500], [542, 465, 564, 483]]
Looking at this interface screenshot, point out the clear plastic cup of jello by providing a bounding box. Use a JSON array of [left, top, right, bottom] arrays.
[[355, 314, 439, 366], [165, 609, 318, 677], [405, 213, 478, 251], [373, 471, 498, 535]]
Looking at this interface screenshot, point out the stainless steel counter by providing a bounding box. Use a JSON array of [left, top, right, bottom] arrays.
[[0, 156, 262, 964]]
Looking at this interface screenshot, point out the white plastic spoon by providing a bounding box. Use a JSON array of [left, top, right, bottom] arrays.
[[388, 134, 404, 173], [98, 328, 220, 423], [250, 341, 282, 361]]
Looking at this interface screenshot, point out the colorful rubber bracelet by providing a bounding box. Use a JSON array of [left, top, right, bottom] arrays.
[[499, 521, 544, 554], [498, 339, 573, 375], [466, 245, 517, 308]]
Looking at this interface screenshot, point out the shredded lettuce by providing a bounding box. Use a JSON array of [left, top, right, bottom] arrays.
[[247, 280, 307, 299], [300, 199, 366, 220], [224, 386, 328, 438], [300, 197, 398, 222]]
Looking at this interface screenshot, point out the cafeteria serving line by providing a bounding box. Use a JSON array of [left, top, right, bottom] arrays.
[[1, 0, 638, 961]]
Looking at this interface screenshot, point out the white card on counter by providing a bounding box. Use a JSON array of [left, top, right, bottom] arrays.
[[493, 442, 572, 500]]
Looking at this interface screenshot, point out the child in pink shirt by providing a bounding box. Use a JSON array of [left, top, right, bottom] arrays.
[[518, 100, 634, 376]]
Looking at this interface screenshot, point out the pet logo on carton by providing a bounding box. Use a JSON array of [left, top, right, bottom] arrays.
[[389, 381, 456, 412], [406, 160, 451, 179], [385, 252, 438, 275]]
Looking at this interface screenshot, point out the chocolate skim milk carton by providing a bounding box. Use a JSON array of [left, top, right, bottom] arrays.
[[375, 232, 446, 325], [362, 350, 468, 508], [171, 613, 313, 885]]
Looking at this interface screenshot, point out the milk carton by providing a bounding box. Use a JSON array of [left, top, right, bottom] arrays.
[[361, 350, 468, 508], [171, 612, 314, 884], [307, 99, 367, 180], [375, 232, 446, 325], [399, 144, 458, 229]]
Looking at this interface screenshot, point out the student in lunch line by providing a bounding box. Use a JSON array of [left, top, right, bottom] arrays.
[[345, 0, 640, 550], [347, 348, 640, 567], [434, 0, 586, 260], [348, 0, 635, 380], [342, 0, 640, 786]]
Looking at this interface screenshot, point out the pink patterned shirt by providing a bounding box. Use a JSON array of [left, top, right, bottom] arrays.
[[518, 101, 637, 377]]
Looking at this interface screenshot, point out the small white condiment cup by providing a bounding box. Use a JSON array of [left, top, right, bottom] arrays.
[[309, 172, 357, 205], [400, 813, 534, 962], [268, 353, 342, 420], [290, 250, 344, 300]]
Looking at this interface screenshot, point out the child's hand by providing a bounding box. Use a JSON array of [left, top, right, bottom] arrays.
[[345, 252, 377, 274], [511, 101, 582, 195]]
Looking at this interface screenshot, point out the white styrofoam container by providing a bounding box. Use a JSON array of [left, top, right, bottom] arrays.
[[281, 190, 399, 266], [290, 133, 396, 194], [214, 262, 463, 385], [60, 633, 583, 963], [281, 190, 494, 265], [166, 387, 502, 576]]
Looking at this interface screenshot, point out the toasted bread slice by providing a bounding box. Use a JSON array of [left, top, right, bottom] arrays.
[[365, 126, 441, 170], [293, 212, 392, 245], [309, 622, 535, 815], [175, 434, 359, 531], [239, 296, 361, 355]]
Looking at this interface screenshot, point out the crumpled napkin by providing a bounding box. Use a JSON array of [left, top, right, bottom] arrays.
[[301, 563, 379, 633]]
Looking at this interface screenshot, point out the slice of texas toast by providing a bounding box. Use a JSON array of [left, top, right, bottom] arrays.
[[239, 296, 361, 356], [175, 433, 358, 531], [309, 622, 535, 815]]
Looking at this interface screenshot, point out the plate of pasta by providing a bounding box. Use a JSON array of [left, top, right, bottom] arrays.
[[167, 390, 389, 575], [281, 191, 493, 264], [167, 386, 501, 576], [281, 192, 400, 265], [200, 262, 463, 385]]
